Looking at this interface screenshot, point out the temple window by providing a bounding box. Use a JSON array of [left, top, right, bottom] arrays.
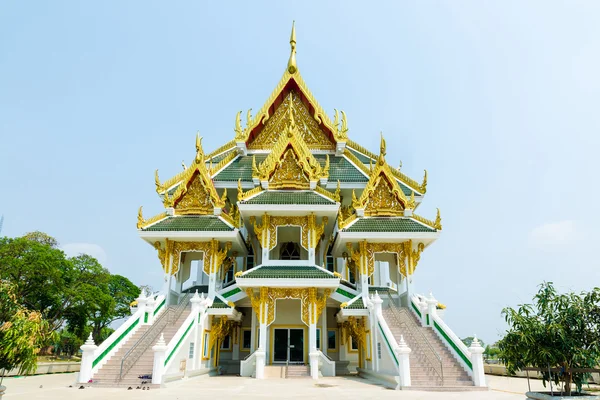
[[280, 242, 301, 260]]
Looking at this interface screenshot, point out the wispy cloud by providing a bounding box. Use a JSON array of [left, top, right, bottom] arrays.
[[62, 243, 108, 266], [528, 220, 578, 249]]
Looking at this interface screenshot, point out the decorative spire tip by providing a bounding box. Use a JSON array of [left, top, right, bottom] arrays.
[[287, 21, 297, 74]]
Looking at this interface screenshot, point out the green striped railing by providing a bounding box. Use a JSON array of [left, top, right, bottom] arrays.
[[433, 321, 472, 370], [222, 287, 241, 298], [164, 318, 195, 366], [336, 288, 354, 299], [93, 317, 139, 368], [153, 298, 165, 316], [411, 299, 422, 318], [378, 322, 398, 366]]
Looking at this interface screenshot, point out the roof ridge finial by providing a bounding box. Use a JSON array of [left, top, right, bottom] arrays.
[[287, 21, 297, 74]]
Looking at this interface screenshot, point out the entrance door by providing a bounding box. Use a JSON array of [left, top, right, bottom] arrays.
[[273, 328, 304, 364]]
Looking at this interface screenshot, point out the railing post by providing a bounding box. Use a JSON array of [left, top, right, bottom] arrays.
[[468, 336, 486, 387], [394, 335, 411, 389], [426, 292, 438, 327], [255, 348, 266, 379], [137, 291, 149, 325], [77, 333, 97, 383], [152, 333, 168, 385]]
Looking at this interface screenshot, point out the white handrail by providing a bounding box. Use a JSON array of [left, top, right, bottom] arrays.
[[317, 351, 335, 377], [240, 350, 257, 377]]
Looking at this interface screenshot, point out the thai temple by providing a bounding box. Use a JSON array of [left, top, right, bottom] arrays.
[[77, 23, 487, 390]]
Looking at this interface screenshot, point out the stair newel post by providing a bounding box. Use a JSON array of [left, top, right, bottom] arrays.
[[394, 335, 412, 389], [255, 292, 268, 379], [145, 289, 156, 325], [190, 290, 203, 370], [370, 292, 383, 373], [151, 333, 168, 385], [137, 291, 149, 325], [425, 292, 438, 327], [468, 336, 486, 387], [309, 288, 319, 380], [77, 333, 97, 383]]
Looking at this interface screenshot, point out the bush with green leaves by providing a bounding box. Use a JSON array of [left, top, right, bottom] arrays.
[[498, 282, 600, 395]]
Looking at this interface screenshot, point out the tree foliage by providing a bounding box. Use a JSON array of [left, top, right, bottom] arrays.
[[0, 234, 140, 346], [498, 282, 600, 395], [0, 281, 55, 378]]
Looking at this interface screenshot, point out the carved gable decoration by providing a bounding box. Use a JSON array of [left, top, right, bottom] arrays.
[[269, 147, 310, 189], [162, 134, 225, 215], [363, 174, 405, 216], [173, 171, 214, 214], [254, 107, 326, 185], [352, 135, 407, 217], [248, 91, 334, 150]]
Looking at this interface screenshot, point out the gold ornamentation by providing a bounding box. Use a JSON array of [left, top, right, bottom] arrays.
[[209, 316, 234, 352], [434, 208, 442, 230], [406, 191, 416, 210], [342, 316, 366, 348], [169, 239, 230, 275], [234, 111, 243, 139], [403, 240, 425, 275], [162, 135, 224, 215], [238, 185, 262, 202], [314, 185, 338, 202], [227, 301, 235, 308], [137, 206, 144, 229], [365, 242, 405, 278], [334, 180, 341, 202], [137, 210, 168, 230], [287, 21, 297, 74], [411, 213, 439, 230], [340, 302, 348, 309], [353, 135, 407, 217], [206, 140, 236, 160], [248, 91, 335, 151], [268, 215, 309, 250], [155, 170, 164, 193], [266, 288, 310, 326], [235, 270, 243, 278], [209, 151, 237, 176], [268, 148, 310, 189], [333, 272, 342, 279]]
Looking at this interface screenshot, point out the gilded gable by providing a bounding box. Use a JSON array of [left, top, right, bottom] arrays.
[[248, 91, 334, 151], [269, 148, 310, 189], [174, 171, 214, 215], [363, 174, 405, 217]]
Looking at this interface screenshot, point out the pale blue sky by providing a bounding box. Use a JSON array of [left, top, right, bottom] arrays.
[[1, 1, 599, 343]]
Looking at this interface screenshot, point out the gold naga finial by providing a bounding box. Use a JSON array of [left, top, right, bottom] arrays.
[[333, 109, 340, 129], [287, 21, 297, 74], [252, 154, 258, 175], [155, 169, 163, 192], [379, 132, 387, 165], [220, 188, 228, 204], [237, 178, 244, 198], [420, 169, 428, 192], [407, 191, 416, 209], [195, 132, 204, 163], [334, 180, 341, 202], [351, 189, 360, 208], [246, 108, 252, 129], [323, 155, 330, 175], [340, 111, 348, 138], [137, 206, 144, 229], [234, 111, 243, 139], [434, 208, 442, 230]]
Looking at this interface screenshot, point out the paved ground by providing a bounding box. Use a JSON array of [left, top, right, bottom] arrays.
[[1, 373, 594, 399]]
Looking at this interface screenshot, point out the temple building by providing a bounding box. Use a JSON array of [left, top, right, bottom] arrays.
[[77, 23, 487, 390]]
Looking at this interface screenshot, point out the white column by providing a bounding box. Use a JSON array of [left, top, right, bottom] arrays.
[[395, 335, 411, 389], [255, 320, 267, 379], [309, 321, 319, 379], [426, 292, 438, 327], [77, 334, 97, 383], [136, 291, 148, 325], [250, 310, 257, 353], [321, 309, 327, 356], [152, 334, 168, 385], [469, 336, 486, 387], [232, 326, 240, 360]]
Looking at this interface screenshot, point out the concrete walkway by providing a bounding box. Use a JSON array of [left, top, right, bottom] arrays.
[[1, 373, 594, 399]]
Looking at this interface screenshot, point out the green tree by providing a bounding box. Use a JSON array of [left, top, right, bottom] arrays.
[[498, 282, 600, 395], [22, 231, 59, 248], [0, 281, 55, 383]]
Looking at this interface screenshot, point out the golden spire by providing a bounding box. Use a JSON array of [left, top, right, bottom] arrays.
[[287, 21, 297, 74], [195, 132, 204, 163], [379, 132, 387, 165]]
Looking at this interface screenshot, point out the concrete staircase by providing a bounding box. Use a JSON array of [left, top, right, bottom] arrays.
[[381, 307, 481, 390], [286, 364, 310, 378], [91, 306, 191, 388]]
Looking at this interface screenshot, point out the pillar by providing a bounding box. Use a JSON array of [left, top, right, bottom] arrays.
[[371, 292, 383, 373], [255, 320, 267, 379], [77, 334, 97, 383], [152, 334, 168, 385], [469, 336, 486, 387], [232, 326, 240, 361], [309, 321, 319, 379], [250, 310, 257, 353], [395, 335, 412, 389], [426, 292, 438, 327], [321, 309, 328, 356]]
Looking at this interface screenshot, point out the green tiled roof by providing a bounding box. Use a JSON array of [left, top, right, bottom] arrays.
[[344, 218, 436, 233], [213, 155, 267, 182], [213, 154, 368, 183], [239, 265, 336, 279], [345, 298, 366, 309], [316, 155, 369, 183], [346, 148, 374, 164], [210, 298, 230, 308], [243, 191, 335, 205], [142, 216, 234, 231]]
